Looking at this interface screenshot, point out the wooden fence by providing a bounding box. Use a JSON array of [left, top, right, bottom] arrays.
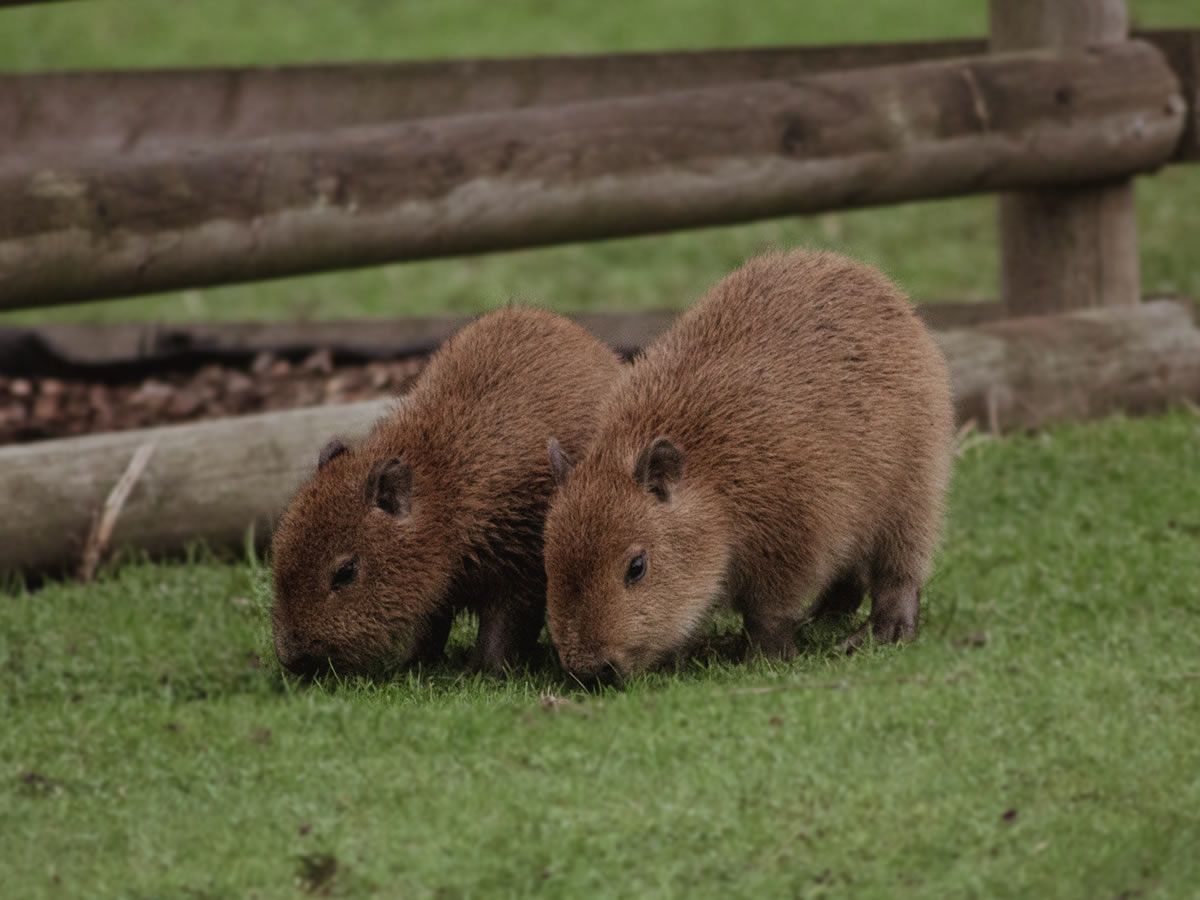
[[2, 0, 1199, 574]]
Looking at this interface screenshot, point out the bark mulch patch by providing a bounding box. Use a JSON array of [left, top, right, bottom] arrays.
[[0, 351, 426, 445]]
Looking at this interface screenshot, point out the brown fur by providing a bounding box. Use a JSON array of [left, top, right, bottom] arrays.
[[543, 250, 955, 680], [270, 307, 622, 677]]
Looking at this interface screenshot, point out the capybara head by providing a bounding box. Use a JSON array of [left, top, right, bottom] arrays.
[[270, 438, 450, 678], [543, 436, 731, 683]]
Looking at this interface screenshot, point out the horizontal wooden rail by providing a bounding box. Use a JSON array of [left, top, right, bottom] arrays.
[[2, 30, 1196, 160], [0, 43, 1184, 310], [0, 41, 979, 156], [2, 301, 1196, 576]]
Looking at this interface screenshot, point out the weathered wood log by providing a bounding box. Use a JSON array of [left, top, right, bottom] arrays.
[[991, 0, 1141, 315], [1149, 29, 1200, 161], [0, 400, 390, 577], [0, 43, 1184, 310], [0, 41, 979, 157], [3, 31, 1195, 160], [943, 300, 1200, 431], [1, 302, 1196, 576]]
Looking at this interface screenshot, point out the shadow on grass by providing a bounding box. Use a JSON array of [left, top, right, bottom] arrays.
[[269, 607, 875, 704]]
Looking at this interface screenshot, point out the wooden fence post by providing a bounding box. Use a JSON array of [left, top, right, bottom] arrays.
[[990, 0, 1141, 313]]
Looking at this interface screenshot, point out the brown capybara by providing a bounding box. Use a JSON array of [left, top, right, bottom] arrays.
[[271, 307, 622, 678], [544, 250, 954, 682]]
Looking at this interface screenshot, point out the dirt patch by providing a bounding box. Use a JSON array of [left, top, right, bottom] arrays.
[[17, 770, 61, 797], [250, 726, 273, 746], [0, 350, 426, 445], [296, 852, 339, 895]]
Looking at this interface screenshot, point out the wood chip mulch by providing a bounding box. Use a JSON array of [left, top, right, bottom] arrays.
[[0, 351, 426, 446]]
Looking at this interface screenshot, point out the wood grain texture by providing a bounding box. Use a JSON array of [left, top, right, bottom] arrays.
[[0, 400, 389, 576], [990, 0, 1142, 314], [4, 32, 1195, 159], [943, 299, 1200, 431], [0, 43, 1183, 310], [0, 41, 978, 158]]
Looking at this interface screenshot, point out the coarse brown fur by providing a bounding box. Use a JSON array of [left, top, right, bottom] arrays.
[[544, 250, 954, 681], [270, 307, 622, 678]]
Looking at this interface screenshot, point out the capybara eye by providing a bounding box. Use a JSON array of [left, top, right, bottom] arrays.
[[625, 551, 647, 586], [331, 556, 359, 591]]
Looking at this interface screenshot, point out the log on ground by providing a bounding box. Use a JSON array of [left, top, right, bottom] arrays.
[[1, 302, 1197, 576], [943, 300, 1200, 431], [0, 42, 1184, 310], [0, 400, 389, 577]]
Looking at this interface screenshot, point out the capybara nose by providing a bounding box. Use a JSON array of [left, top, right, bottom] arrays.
[[280, 651, 331, 679], [570, 660, 622, 690]]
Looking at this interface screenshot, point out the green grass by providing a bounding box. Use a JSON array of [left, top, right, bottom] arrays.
[[3, 412, 1198, 898], [2, 4, 1199, 895], [1, 0, 1198, 324]]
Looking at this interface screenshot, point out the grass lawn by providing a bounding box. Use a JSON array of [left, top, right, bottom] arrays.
[[3, 412, 1198, 898], [3, 3, 1199, 897], [1, 0, 1199, 324]]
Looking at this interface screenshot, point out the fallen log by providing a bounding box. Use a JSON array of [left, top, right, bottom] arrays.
[[943, 300, 1200, 431], [0, 42, 1184, 310], [0, 400, 389, 578], [1, 301, 1197, 576]]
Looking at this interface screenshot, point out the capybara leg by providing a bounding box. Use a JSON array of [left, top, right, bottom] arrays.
[[470, 600, 543, 674], [841, 582, 921, 653], [808, 569, 866, 620], [743, 609, 800, 661], [411, 606, 454, 667], [843, 503, 937, 653]]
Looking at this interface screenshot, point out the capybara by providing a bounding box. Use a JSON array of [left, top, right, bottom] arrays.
[[271, 307, 622, 677], [544, 250, 954, 682]]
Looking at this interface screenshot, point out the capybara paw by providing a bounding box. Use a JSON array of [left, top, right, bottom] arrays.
[[466, 648, 509, 676], [840, 612, 918, 654], [744, 624, 799, 662]]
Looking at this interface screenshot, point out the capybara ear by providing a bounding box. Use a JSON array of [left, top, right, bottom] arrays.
[[633, 437, 685, 501], [547, 438, 575, 488], [367, 457, 412, 518], [318, 438, 348, 470]]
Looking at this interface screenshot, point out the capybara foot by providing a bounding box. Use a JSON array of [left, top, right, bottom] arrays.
[[841, 585, 920, 654], [744, 615, 799, 661], [810, 571, 866, 620], [469, 604, 541, 675]]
